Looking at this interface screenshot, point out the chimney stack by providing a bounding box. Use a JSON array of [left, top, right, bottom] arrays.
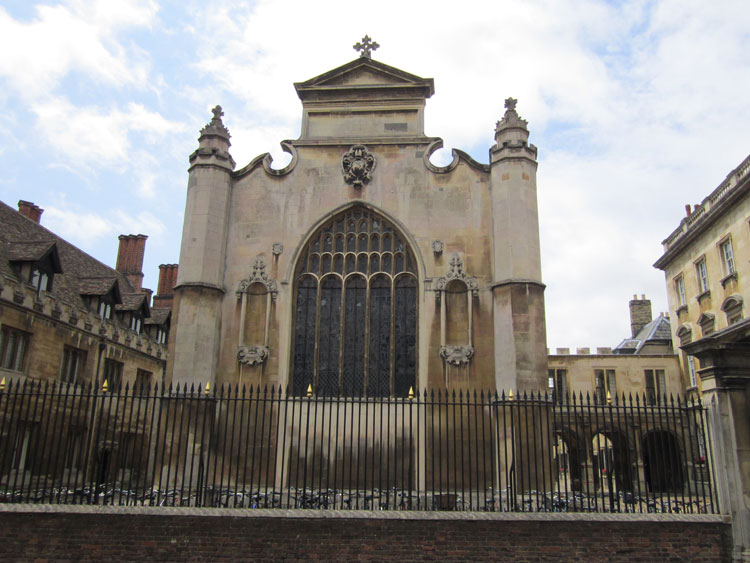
[[152, 264, 178, 309], [116, 234, 148, 291], [629, 294, 652, 338], [18, 200, 43, 223]]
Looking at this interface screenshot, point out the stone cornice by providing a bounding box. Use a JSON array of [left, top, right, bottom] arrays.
[[489, 279, 546, 290], [173, 282, 226, 294]]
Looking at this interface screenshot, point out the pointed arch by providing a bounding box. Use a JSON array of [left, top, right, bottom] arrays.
[[290, 205, 419, 397]]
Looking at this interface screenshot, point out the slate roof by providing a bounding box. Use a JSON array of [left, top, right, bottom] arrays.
[[612, 316, 673, 354], [0, 200, 143, 312], [145, 307, 170, 326], [116, 293, 149, 315]]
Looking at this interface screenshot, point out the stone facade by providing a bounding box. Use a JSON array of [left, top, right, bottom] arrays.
[[0, 201, 171, 390], [654, 153, 750, 393], [169, 54, 547, 394]]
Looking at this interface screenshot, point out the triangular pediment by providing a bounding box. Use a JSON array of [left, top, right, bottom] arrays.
[[295, 58, 434, 99]]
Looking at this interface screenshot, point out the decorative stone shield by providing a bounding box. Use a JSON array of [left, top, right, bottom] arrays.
[[238, 345, 269, 366], [342, 145, 376, 188]]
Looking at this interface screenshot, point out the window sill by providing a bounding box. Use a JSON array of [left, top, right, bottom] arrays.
[[696, 290, 711, 304], [721, 272, 738, 288]]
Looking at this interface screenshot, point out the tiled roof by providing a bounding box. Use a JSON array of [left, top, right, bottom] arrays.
[[7, 240, 58, 263], [0, 200, 142, 312], [79, 276, 120, 297], [145, 307, 171, 326], [116, 293, 149, 314]]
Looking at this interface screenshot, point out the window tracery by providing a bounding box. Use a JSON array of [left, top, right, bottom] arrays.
[[292, 207, 417, 397]]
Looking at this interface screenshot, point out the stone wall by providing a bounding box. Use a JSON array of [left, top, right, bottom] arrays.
[[0, 506, 731, 562]]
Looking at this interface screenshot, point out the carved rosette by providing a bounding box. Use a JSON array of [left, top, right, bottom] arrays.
[[237, 256, 278, 300], [432, 240, 444, 255], [238, 345, 269, 366], [342, 145, 376, 188], [434, 253, 479, 303], [440, 345, 475, 366]]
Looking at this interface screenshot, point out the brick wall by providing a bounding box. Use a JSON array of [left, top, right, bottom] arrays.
[[0, 506, 731, 562]]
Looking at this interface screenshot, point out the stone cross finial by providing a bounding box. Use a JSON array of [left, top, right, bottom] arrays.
[[504, 97, 517, 111], [211, 105, 224, 122], [353, 35, 380, 59]]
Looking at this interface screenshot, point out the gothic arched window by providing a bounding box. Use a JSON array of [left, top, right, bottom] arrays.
[[292, 207, 417, 397]]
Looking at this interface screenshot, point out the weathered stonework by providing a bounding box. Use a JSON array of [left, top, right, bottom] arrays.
[[169, 53, 548, 393]]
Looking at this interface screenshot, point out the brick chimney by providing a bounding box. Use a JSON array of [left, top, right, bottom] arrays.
[[629, 294, 652, 338], [18, 200, 43, 223], [116, 234, 148, 291], [152, 264, 178, 309]]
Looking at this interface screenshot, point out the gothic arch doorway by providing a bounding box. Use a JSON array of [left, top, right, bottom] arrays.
[[291, 206, 418, 397]]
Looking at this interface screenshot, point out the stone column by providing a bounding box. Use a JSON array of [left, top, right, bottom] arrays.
[[683, 320, 750, 561], [168, 106, 235, 388], [488, 98, 548, 393]]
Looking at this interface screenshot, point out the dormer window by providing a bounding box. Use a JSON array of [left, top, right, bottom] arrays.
[[30, 267, 51, 294], [7, 241, 62, 297], [97, 298, 113, 320], [129, 314, 142, 334], [155, 327, 167, 344]]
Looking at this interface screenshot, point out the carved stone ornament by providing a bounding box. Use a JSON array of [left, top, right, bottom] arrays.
[[432, 240, 444, 255], [237, 256, 278, 300], [434, 253, 479, 303], [238, 345, 269, 366], [440, 345, 475, 366], [272, 243, 284, 256], [342, 145, 376, 188]]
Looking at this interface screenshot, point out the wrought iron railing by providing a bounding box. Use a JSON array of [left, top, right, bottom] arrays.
[[0, 379, 717, 514]]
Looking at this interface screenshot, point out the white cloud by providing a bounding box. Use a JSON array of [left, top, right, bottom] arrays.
[[0, 0, 157, 99], [32, 98, 182, 166], [43, 202, 166, 252], [2, 0, 749, 351]]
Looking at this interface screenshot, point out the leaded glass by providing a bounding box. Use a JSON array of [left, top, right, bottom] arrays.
[[291, 207, 418, 397], [368, 275, 391, 397], [317, 277, 341, 396], [292, 276, 317, 395], [343, 276, 366, 396], [394, 276, 417, 396]]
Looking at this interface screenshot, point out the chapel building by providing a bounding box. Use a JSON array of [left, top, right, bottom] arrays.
[[168, 46, 548, 395]]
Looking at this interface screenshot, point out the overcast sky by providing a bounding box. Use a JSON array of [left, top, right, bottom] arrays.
[[0, 0, 748, 351]]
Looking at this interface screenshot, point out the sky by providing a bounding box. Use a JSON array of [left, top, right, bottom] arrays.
[[0, 0, 748, 351]]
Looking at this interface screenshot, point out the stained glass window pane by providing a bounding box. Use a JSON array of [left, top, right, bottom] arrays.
[[382, 235, 392, 251], [317, 277, 342, 396], [394, 253, 404, 274], [371, 235, 379, 251], [343, 276, 366, 396], [333, 254, 343, 274], [394, 276, 417, 397], [382, 253, 392, 274], [357, 254, 367, 273], [345, 254, 356, 275], [292, 276, 317, 395], [358, 234, 368, 252], [369, 255, 379, 275], [335, 236, 344, 253], [323, 235, 333, 252], [309, 254, 320, 275], [347, 235, 356, 252], [368, 276, 391, 397], [321, 254, 332, 274]]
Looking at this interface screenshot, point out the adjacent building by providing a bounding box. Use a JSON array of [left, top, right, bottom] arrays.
[[548, 295, 681, 405], [654, 153, 750, 392], [0, 200, 173, 390]]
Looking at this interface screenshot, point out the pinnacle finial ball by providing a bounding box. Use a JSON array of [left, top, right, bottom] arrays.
[[504, 97, 518, 111]]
